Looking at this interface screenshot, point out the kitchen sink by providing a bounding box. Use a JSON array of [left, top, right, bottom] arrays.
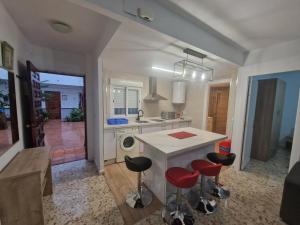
[[150, 119, 165, 122]]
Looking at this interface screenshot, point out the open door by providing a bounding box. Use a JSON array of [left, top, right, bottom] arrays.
[[241, 77, 256, 169], [289, 90, 300, 170], [21, 61, 45, 147]]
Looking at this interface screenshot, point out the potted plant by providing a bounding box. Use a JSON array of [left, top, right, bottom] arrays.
[[65, 108, 84, 122]]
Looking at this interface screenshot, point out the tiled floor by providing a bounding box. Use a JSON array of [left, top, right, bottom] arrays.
[[44, 148, 290, 225], [44, 119, 86, 165]]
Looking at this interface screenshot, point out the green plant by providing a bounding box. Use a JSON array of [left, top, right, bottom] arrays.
[[0, 80, 9, 130], [41, 111, 49, 121], [65, 108, 84, 122]]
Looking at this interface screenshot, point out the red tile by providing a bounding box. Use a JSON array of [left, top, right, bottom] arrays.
[[44, 119, 86, 165]]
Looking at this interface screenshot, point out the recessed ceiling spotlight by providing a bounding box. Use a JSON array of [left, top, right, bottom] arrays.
[[201, 73, 206, 80], [49, 20, 73, 33]]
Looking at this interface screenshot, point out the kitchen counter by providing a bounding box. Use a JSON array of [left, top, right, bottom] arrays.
[[135, 127, 226, 157], [135, 127, 226, 204], [104, 117, 192, 130]]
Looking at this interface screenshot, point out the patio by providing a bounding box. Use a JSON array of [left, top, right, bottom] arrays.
[[44, 119, 86, 165]]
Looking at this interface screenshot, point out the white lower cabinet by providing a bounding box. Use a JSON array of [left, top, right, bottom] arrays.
[[104, 129, 117, 161], [172, 121, 190, 129], [141, 126, 162, 133], [161, 123, 173, 130]]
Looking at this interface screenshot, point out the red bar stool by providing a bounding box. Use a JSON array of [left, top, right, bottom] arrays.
[[207, 152, 236, 199], [190, 159, 222, 214], [162, 167, 199, 225]]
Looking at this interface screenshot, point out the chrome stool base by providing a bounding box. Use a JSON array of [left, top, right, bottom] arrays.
[[126, 186, 153, 208], [162, 201, 194, 225], [187, 188, 217, 215], [207, 179, 230, 199]]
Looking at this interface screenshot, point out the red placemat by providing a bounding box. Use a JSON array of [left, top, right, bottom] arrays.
[[168, 131, 197, 139]]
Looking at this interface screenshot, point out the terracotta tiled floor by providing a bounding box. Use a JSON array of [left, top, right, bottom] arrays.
[[44, 119, 86, 165], [0, 122, 12, 157]]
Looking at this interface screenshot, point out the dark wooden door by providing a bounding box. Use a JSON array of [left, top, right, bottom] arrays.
[[22, 61, 45, 147], [251, 79, 286, 161], [208, 86, 230, 134], [45, 91, 61, 119]]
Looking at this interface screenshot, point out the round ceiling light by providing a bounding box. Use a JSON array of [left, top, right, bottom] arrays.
[[49, 20, 73, 33]]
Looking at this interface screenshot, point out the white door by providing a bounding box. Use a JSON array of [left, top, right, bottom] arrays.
[[241, 77, 257, 170], [289, 90, 300, 170]]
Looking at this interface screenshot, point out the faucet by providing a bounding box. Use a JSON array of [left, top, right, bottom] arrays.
[[136, 109, 144, 122]]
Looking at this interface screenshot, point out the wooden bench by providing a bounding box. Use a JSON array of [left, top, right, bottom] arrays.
[[0, 147, 52, 225]]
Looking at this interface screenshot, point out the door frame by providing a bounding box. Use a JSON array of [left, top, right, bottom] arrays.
[[202, 79, 232, 135], [39, 70, 88, 160]]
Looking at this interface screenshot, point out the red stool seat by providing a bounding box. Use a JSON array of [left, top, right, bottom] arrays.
[[191, 160, 222, 177], [165, 167, 199, 188]]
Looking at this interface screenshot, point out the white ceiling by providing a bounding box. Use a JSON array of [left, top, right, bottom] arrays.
[[1, 0, 116, 53], [170, 0, 300, 50], [102, 21, 238, 80], [2, 0, 237, 80]]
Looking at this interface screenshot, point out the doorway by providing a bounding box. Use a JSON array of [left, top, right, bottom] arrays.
[[40, 72, 87, 165], [21, 61, 87, 165], [241, 71, 300, 175], [207, 84, 230, 134]]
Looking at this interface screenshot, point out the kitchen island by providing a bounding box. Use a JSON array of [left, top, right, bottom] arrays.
[[135, 127, 226, 204]]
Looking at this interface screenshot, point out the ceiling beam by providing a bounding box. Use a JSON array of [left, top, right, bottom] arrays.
[[73, 0, 249, 65]]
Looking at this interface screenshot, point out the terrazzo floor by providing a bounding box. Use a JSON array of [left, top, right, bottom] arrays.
[[44, 148, 290, 225]]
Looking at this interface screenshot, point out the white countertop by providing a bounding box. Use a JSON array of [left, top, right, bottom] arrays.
[[135, 127, 226, 157], [104, 117, 192, 130]]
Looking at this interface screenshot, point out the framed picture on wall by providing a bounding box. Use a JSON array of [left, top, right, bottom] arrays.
[[1, 41, 14, 70]]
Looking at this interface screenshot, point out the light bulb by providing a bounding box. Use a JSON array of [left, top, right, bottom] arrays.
[[201, 73, 206, 80], [192, 71, 196, 79]]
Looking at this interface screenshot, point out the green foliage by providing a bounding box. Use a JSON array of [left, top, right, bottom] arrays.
[[65, 108, 84, 122], [0, 80, 9, 110], [42, 111, 49, 121]]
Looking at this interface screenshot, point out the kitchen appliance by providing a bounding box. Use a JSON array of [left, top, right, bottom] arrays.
[[116, 127, 140, 162], [161, 111, 176, 120], [144, 77, 167, 101]]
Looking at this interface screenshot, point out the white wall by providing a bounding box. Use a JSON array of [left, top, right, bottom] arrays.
[[103, 71, 179, 119], [0, 1, 120, 172], [0, 1, 31, 171], [279, 73, 300, 140], [231, 38, 300, 170]]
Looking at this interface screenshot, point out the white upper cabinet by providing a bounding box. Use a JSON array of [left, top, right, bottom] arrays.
[[172, 81, 186, 104]]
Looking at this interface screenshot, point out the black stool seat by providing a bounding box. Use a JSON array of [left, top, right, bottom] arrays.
[[207, 152, 236, 166], [125, 156, 152, 172]]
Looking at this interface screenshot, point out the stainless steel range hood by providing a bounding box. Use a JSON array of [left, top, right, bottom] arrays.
[[144, 77, 167, 101]]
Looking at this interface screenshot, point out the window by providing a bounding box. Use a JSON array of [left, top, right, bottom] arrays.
[[111, 85, 141, 117], [62, 95, 68, 101]]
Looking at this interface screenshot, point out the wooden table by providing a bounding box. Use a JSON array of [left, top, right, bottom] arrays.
[[0, 147, 52, 225]]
